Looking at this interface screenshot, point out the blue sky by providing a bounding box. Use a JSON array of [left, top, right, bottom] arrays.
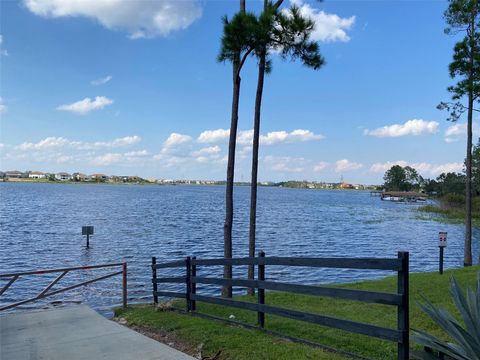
[[0, 0, 473, 183]]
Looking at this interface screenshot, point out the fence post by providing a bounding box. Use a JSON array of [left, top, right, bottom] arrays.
[[152, 257, 158, 305], [122, 262, 127, 309], [191, 256, 196, 311], [397, 251, 409, 360], [186, 256, 192, 312], [257, 251, 265, 328]]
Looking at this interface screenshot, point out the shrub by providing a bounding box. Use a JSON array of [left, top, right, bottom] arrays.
[[412, 274, 480, 360]]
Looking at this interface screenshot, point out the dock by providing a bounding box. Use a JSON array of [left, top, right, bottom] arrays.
[[380, 191, 427, 202], [0, 305, 194, 360]]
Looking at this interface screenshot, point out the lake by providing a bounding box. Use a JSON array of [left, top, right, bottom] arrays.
[[0, 182, 478, 316]]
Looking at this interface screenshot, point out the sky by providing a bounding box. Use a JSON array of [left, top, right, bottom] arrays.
[[0, 0, 475, 184]]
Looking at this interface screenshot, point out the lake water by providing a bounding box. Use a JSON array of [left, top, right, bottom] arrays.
[[0, 182, 478, 316]]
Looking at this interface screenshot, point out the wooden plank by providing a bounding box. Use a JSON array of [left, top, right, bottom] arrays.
[[258, 303, 402, 342], [260, 281, 401, 306], [191, 257, 258, 266], [261, 257, 400, 270], [192, 294, 401, 342], [154, 277, 186, 284], [152, 260, 186, 269], [191, 294, 260, 312], [191, 277, 401, 305], [154, 291, 186, 299]]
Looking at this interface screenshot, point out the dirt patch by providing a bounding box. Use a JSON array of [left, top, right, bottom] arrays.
[[113, 317, 221, 360]]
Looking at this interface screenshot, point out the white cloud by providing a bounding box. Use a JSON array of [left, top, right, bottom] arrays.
[[364, 119, 439, 138], [197, 129, 230, 143], [264, 155, 306, 173], [335, 159, 363, 173], [92, 153, 123, 166], [15, 135, 141, 151], [0, 97, 6, 114], [91, 75, 112, 86], [443, 123, 480, 143], [0, 35, 8, 56], [163, 133, 192, 148], [57, 96, 113, 115], [198, 128, 324, 146], [23, 0, 202, 39], [369, 160, 463, 176], [192, 146, 221, 157], [291, 0, 355, 43], [124, 150, 149, 157], [313, 161, 329, 172]]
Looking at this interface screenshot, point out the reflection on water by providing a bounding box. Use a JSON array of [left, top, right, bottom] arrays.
[[0, 183, 478, 316]]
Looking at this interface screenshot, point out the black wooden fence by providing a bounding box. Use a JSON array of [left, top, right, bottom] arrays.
[[151, 252, 409, 360]]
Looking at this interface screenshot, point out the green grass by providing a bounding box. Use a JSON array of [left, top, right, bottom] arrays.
[[416, 203, 480, 226], [116, 266, 479, 359]]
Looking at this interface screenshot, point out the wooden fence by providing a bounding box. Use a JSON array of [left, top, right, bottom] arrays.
[[151, 252, 409, 360]]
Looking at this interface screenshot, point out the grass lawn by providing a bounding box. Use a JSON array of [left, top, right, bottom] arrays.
[[115, 266, 479, 359]]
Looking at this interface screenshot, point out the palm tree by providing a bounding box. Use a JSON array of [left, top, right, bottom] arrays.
[[247, 2, 325, 293], [218, 1, 257, 297]]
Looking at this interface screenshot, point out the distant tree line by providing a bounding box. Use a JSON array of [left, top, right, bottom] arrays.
[[383, 138, 480, 197]]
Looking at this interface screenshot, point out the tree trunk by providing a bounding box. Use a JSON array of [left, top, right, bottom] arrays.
[[223, 0, 246, 297], [248, 1, 268, 295], [464, 13, 475, 267]]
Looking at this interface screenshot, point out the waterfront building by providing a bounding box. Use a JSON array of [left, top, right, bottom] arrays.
[[28, 171, 46, 179], [55, 172, 72, 181]]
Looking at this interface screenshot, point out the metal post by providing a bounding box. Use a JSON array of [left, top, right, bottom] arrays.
[[258, 251, 265, 328], [397, 251, 409, 360], [186, 256, 191, 312], [191, 256, 196, 311], [439, 247, 444, 275], [152, 257, 158, 305], [122, 262, 127, 308], [86, 233, 90, 248]]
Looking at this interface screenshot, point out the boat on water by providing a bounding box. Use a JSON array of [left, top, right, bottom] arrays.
[[380, 191, 427, 203]]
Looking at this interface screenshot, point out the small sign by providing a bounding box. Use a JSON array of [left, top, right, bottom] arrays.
[[82, 226, 94, 236], [439, 231, 447, 247]]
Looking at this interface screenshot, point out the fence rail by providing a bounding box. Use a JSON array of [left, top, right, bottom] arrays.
[[151, 252, 409, 360], [0, 262, 127, 312]]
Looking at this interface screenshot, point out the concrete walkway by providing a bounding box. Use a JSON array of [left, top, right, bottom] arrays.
[[0, 305, 195, 360]]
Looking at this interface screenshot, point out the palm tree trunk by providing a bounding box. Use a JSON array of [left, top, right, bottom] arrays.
[[247, 45, 267, 296], [223, 0, 246, 297]]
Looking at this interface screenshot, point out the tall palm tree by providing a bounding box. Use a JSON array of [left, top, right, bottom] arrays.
[[218, 1, 256, 297], [247, 2, 325, 293]]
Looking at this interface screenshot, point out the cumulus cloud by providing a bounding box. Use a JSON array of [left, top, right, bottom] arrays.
[[0, 35, 8, 56], [15, 135, 141, 151], [192, 146, 221, 157], [197, 129, 230, 143], [313, 161, 329, 172], [23, 0, 202, 39], [335, 159, 363, 173], [290, 0, 355, 43], [443, 123, 480, 143], [369, 160, 463, 176], [163, 133, 192, 148], [364, 119, 439, 138], [197, 128, 324, 146], [92, 153, 123, 166], [0, 97, 7, 114], [264, 155, 306, 173], [57, 96, 113, 115], [91, 75, 112, 86]]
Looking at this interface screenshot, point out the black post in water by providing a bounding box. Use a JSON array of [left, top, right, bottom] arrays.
[[82, 226, 94, 248], [191, 256, 196, 311]]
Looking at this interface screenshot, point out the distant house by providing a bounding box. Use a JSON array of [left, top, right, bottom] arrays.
[[91, 174, 108, 182], [72, 173, 88, 181], [29, 171, 46, 179], [5, 170, 25, 179], [55, 172, 72, 181]]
